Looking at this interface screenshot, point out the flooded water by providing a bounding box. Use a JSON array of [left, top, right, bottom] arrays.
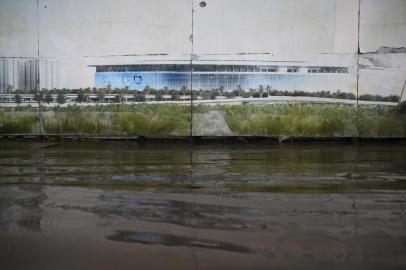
[[0, 141, 406, 269]]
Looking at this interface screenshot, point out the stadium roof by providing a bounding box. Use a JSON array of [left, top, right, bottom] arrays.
[[85, 53, 355, 67]]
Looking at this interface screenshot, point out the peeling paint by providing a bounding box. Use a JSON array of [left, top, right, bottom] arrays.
[[363, 46, 406, 54]]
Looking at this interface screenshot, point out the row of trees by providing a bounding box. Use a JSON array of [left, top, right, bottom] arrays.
[[358, 94, 399, 102], [10, 85, 400, 104], [14, 92, 66, 105]]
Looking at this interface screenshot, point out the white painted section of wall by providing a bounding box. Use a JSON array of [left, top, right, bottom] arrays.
[[0, 0, 405, 98], [359, 53, 406, 96], [360, 0, 406, 53], [0, 0, 192, 88], [0, 0, 38, 57], [193, 0, 358, 56], [357, 0, 406, 97]]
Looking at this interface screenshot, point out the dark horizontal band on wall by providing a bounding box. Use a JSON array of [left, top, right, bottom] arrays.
[[1, 134, 406, 144]]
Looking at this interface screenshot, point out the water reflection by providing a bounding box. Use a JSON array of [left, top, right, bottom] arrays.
[[0, 141, 406, 269], [1, 142, 406, 188], [107, 230, 253, 253]]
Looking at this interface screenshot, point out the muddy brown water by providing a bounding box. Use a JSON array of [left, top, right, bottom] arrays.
[[0, 141, 405, 269]]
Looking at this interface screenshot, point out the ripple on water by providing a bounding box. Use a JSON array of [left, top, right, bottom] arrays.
[[107, 230, 253, 254]]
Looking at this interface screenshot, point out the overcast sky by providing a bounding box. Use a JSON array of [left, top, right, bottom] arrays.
[[0, 0, 405, 95]]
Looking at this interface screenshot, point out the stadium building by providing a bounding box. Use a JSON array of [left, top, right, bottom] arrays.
[[88, 55, 356, 92]]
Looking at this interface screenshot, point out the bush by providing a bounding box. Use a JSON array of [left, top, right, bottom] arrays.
[[0, 112, 38, 133], [222, 104, 357, 136], [43, 110, 110, 134], [398, 101, 406, 114]]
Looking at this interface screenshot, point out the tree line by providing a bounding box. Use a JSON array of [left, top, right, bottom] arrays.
[[10, 85, 400, 104]]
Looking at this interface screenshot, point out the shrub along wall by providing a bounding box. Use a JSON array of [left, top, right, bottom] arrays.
[[1, 103, 405, 137]]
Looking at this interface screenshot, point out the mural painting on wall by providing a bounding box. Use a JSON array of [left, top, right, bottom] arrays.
[[0, 0, 405, 137]]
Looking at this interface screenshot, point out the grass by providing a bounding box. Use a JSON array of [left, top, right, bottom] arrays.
[[0, 110, 38, 134], [221, 104, 357, 136], [43, 111, 111, 134], [357, 106, 406, 137], [1, 103, 405, 137], [42, 104, 190, 135], [113, 104, 190, 135]]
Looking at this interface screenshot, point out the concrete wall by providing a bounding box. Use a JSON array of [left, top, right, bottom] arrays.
[[0, 0, 405, 137], [0, 0, 404, 91]]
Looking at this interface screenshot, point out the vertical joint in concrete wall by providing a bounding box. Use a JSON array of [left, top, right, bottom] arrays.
[[356, 0, 361, 100], [357, 0, 361, 55], [355, 0, 361, 136], [36, 0, 40, 92], [190, 0, 195, 137]]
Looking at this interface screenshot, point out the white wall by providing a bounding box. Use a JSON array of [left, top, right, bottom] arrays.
[[0, 0, 405, 96]]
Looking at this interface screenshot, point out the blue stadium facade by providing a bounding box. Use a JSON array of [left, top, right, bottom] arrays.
[[93, 62, 351, 92]]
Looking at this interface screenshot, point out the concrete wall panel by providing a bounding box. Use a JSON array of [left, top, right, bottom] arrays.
[[360, 0, 406, 53]]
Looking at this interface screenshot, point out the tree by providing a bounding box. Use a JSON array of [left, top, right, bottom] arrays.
[[114, 94, 120, 103], [218, 86, 224, 96], [45, 93, 53, 104], [123, 86, 129, 102], [258, 85, 264, 98], [14, 94, 22, 105], [135, 94, 146, 102], [143, 85, 152, 96], [57, 92, 65, 104], [233, 85, 243, 97], [249, 88, 254, 98], [6, 84, 13, 94], [97, 89, 106, 103], [210, 90, 216, 100], [266, 85, 272, 97], [225, 91, 234, 99], [33, 91, 43, 103], [77, 91, 86, 103], [171, 93, 180, 101], [106, 84, 112, 95], [180, 86, 188, 97], [162, 87, 169, 101], [398, 101, 406, 114]]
